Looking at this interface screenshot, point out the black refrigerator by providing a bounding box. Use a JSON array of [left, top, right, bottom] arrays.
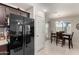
[[9, 14, 34, 55]]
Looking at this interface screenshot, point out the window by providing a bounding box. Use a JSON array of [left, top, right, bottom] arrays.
[[56, 21, 71, 33]]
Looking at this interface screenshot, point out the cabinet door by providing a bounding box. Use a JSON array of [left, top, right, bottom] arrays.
[[21, 12, 28, 17], [0, 6, 6, 25], [5, 7, 10, 16], [9, 8, 20, 15]]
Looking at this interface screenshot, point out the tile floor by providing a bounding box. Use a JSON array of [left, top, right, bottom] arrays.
[[36, 40, 79, 55]]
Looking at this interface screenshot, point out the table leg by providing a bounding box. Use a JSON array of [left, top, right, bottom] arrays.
[[69, 40, 70, 48], [71, 39, 73, 48]]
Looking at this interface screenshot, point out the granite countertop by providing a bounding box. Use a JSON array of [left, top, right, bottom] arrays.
[[0, 40, 8, 45]]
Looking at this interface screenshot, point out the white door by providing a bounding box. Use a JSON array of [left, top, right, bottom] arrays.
[[35, 16, 45, 53]]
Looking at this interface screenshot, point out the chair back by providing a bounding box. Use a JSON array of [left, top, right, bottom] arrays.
[[51, 33, 56, 36], [56, 32, 63, 39]]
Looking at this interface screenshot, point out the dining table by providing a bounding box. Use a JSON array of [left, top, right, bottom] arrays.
[[51, 32, 73, 49]]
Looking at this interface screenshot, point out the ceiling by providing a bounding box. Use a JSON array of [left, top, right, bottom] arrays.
[[4, 3, 79, 19], [36, 3, 79, 19]]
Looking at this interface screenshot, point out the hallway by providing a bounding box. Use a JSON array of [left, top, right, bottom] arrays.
[[37, 40, 79, 55]]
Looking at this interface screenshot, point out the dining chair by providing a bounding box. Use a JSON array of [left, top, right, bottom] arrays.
[[62, 32, 74, 48], [70, 32, 74, 48], [56, 32, 64, 46], [51, 33, 56, 43]]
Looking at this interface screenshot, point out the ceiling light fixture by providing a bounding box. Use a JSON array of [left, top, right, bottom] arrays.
[[43, 9, 47, 12]]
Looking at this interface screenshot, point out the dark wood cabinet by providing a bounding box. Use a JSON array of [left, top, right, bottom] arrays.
[[21, 12, 28, 17], [0, 44, 8, 55], [0, 6, 6, 25]]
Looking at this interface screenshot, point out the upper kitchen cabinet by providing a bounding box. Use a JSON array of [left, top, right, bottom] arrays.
[[0, 3, 30, 26], [20, 11, 28, 17], [9, 8, 21, 15], [5, 7, 10, 16], [0, 5, 6, 25]]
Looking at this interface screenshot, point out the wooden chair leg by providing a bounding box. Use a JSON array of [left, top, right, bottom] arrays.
[[56, 38, 58, 45], [69, 40, 71, 49], [62, 39, 65, 47], [63, 40, 65, 46], [54, 37, 56, 41], [71, 40, 73, 48], [51, 37, 52, 44]]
